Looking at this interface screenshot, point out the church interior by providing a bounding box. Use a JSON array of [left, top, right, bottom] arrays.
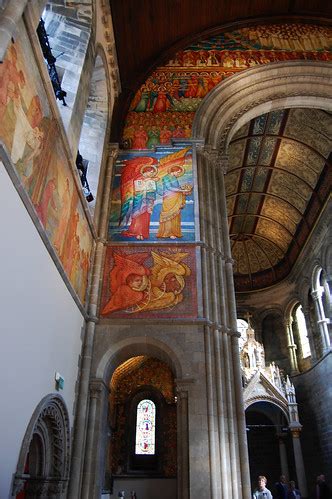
[[0, 0, 331, 498]]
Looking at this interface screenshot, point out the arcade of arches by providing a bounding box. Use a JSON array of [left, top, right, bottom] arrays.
[[0, 1, 331, 498]]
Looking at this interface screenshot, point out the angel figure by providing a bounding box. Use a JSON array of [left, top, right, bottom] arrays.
[[156, 148, 193, 239], [139, 251, 191, 312], [119, 157, 159, 240], [101, 252, 150, 315]]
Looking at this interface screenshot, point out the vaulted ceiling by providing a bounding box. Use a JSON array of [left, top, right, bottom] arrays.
[[227, 108, 331, 291], [109, 1, 332, 292]]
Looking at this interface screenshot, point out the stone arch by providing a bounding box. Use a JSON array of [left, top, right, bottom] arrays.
[[95, 335, 183, 383], [12, 393, 70, 497], [322, 235, 332, 277], [245, 400, 292, 488], [192, 61, 332, 155], [245, 398, 289, 422], [77, 44, 110, 212], [284, 298, 300, 323], [42, 0, 94, 129], [81, 336, 187, 498]]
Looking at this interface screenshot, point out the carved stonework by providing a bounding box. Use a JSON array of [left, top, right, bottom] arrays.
[[218, 86, 330, 153], [99, 0, 121, 97], [240, 319, 301, 428], [12, 394, 70, 497]]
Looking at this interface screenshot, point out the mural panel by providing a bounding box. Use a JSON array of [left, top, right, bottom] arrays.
[[0, 38, 92, 303], [100, 246, 197, 319], [123, 23, 332, 148], [109, 146, 195, 242]]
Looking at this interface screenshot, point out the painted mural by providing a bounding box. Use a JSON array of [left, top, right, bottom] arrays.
[[123, 23, 332, 148], [109, 146, 195, 242], [100, 246, 197, 318], [0, 38, 92, 303]]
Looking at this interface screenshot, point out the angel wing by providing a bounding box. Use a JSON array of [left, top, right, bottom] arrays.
[[150, 250, 190, 286], [110, 252, 150, 293], [157, 147, 191, 180], [119, 156, 156, 226]]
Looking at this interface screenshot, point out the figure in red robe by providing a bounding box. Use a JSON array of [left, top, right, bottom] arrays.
[[119, 156, 159, 240]]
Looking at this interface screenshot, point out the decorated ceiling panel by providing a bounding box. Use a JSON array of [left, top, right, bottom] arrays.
[[115, 21, 331, 292], [228, 108, 331, 291], [122, 23, 332, 149]]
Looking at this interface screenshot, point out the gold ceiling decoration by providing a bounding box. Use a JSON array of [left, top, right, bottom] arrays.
[[227, 108, 331, 291]]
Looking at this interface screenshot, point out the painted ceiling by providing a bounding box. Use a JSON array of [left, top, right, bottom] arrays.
[[121, 23, 332, 150], [110, 17, 332, 292], [227, 108, 332, 291]]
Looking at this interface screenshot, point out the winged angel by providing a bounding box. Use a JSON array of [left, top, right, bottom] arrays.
[[119, 148, 192, 240], [101, 250, 191, 315]]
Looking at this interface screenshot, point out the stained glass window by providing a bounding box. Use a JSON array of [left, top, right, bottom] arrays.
[[135, 399, 156, 455]]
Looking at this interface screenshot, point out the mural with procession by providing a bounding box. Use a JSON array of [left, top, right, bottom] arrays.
[[0, 34, 93, 304], [122, 23, 332, 149]]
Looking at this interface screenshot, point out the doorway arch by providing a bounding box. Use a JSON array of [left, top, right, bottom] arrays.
[[81, 336, 189, 499], [12, 394, 70, 497], [245, 401, 292, 493]]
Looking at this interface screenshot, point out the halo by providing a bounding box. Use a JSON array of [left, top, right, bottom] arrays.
[[168, 164, 184, 175], [140, 164, 158, 175]]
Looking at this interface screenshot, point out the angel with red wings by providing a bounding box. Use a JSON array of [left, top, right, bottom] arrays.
[[101, 252, 150, 315], [119, 148, 191, 241], [119, 156, 159, 240]]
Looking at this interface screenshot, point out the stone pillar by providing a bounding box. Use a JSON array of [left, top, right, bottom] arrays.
[[277, 433, 289, 479], [82, 379, 110, 499], [285, 320, 299, 374], [311, 289, 331, 354], [68, 145, 118, 497], [197, 147, 251, 499], [218, 154, 251, 499], [175, 380, 191, 499], [290, 427, 308, 498], [197, 147, 222, 498], [0, 0, 29, 61]]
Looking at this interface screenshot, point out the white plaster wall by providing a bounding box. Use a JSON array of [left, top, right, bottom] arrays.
[[0, 166, 84, 498]]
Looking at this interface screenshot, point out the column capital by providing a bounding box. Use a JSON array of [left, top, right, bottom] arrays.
[[311, 289, 323, 300], [199, 145, 219, 168], [108, 142, 119, 159], [175, 378, 196, 397], [289, 424, 302, 438], [89, 378, 109, 399]]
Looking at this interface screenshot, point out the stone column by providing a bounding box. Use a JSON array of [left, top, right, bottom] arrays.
[[197, 147, 251, 498], [290, 427, 308, 498], [82, 379, 110, 499], [175, 380, 191, 499], [0, 0, 29, 61], [68, 144, 118, 497], [277, 433, 289, 479], [197, 147, 222, 498], [311, 289, 331, 354], [285, 320, 299, 374]]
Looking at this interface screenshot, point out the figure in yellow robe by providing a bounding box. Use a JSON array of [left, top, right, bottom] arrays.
[[157, 165, 192, 239]]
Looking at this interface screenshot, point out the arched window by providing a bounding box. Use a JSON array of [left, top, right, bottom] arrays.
[[135, 399, 156, 455], [317, 268, 331, 327], [294, 305, 311, 359]]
